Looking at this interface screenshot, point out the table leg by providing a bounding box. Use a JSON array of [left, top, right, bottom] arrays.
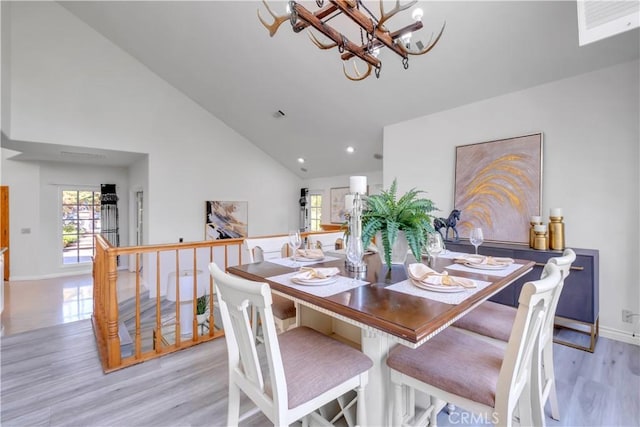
[[361, 328, 395, 427]]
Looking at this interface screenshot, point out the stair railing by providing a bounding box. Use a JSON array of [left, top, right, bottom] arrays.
[[93, 230, 344, 372]]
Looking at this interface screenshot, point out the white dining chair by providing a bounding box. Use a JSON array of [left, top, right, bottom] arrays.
[[209, 263, 372, 427], [387, 263, 563, 427], [244, 236, 297, 335], [307, 231, 345, 252], [245, 236, 290, 263], [452, 248, 576, 422]]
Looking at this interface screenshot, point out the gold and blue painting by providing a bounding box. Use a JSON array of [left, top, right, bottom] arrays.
[[454, 133, 542, 244]]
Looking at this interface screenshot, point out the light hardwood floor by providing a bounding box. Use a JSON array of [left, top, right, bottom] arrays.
[[1, 277, 639, 426]]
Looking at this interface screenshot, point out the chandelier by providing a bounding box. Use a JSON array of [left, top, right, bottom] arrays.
[[258, 0, 445, 81]]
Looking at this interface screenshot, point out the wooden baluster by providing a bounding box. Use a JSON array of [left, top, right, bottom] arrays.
[[192, 247, 198, 342], [155, 251, 162, 352], [174, 251, 181, 345], [134, 254, 141, 358], [106, 248, 121, 369]]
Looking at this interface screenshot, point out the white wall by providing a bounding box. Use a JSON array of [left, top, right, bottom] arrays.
[[384, 60, 640, 342], [303, 170, 383, 227], [2, 2, 301, 278]]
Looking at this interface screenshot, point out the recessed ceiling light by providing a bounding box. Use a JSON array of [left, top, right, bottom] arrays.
[[297, 157, 305, 163], [346, 146, 355, 153]]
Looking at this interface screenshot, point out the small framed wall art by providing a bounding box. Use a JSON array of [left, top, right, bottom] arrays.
[[205, 201, 248, 240]]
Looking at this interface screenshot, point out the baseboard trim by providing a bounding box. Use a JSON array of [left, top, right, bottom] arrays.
[[9, 265, 131, 282], [600, 325, 640, 346], [10, 269, 93, 281]]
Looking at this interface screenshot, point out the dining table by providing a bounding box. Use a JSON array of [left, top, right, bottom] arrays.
[[227, 249, 534, 426]]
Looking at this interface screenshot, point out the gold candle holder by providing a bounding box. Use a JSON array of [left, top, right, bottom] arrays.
[[548, 216, 565, 251], [533, 224, 548, 250], [529, 216, 542, 248]]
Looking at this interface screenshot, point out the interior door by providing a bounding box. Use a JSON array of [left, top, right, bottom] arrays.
[[1, 186, 9, 280]]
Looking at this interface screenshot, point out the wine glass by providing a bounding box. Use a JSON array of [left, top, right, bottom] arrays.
[[288, 230, 302, 267], [426, 232, 444, 266], [470, 227, 484, 255]]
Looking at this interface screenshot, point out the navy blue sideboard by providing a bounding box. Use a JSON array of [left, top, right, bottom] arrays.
[[445, 240, 599, 352]]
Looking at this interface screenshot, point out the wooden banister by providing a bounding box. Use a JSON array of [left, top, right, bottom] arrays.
[[92, 231, 342, 372]]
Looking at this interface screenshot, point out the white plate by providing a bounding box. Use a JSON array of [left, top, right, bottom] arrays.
[[293, 256, 325, 262], [463, 262, 510, 270], [410, 279, 466, 293], [291, 276, 338, 286]]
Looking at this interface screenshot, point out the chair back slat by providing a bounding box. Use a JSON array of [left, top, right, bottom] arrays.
[[245, 236, 290, 262], [210, 263, 288, 411], [308, 231, 345, 251], [540, 248, 576, 343], [496, 263, 563, 415]]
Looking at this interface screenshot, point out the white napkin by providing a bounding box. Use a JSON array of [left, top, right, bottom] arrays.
[[295, 248, 325, 259], [407, 263, 476, 288], [293, 267, 340, 280]]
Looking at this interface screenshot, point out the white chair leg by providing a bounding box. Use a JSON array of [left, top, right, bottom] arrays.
[[429, 397, 446, 427], [392, 382, 404, 426], [543, 346, 560, 420], [356, 384, 366, 427], [227, 382, 240, 427]]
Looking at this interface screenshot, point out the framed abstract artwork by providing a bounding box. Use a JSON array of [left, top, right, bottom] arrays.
[[330, 187, 350, 223], [205, 201, 248, 240], [454, 133, 543, 244]]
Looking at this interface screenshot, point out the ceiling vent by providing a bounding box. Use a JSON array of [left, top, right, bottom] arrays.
[[577, 0, 639, 46]]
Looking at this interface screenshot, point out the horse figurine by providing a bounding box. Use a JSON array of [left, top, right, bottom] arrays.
[[434, 209, 461, 241]]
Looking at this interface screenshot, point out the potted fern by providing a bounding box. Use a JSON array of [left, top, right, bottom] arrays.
[[196, 294, 209, 324], [361, 179, 437, 269]]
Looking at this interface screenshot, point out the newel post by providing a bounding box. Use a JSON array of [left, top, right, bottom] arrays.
[[106, 249, 121, 369]]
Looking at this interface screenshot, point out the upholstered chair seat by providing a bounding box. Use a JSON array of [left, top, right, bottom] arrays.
[[452, 248, 576, 422], [387, 263, 564, 427], [210, 263, 372, 426]]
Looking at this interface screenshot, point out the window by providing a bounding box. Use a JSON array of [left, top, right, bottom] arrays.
[[309, 194, 322, 231], [62, 189, 101, 264]]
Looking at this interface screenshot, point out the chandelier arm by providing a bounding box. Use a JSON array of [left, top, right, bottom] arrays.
[[332, 0, 409, 60], [292, 2, 381, 68], [397, 21, 446, 56], [257, 0, 292, 37], [339, 20, 422, 61], [292, 3, 338, 33]]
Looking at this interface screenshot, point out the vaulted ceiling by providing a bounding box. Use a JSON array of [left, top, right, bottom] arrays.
[[21, 1, 640, 177]]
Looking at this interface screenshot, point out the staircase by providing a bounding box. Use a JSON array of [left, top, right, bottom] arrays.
[[117, 289, 221, 359]]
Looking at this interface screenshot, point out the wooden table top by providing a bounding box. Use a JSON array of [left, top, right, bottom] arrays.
[[227, 253, 534, 345]]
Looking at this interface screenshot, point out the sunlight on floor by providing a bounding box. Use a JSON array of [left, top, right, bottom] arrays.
[[1, 271, 139, 336]]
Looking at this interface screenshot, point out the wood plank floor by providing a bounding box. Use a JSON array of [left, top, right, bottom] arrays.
[[1, 319, 638, 426]]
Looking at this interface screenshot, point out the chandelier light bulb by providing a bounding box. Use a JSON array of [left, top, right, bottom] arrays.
[[412, 8, 424, 21], [400, 32, 412, 46]]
